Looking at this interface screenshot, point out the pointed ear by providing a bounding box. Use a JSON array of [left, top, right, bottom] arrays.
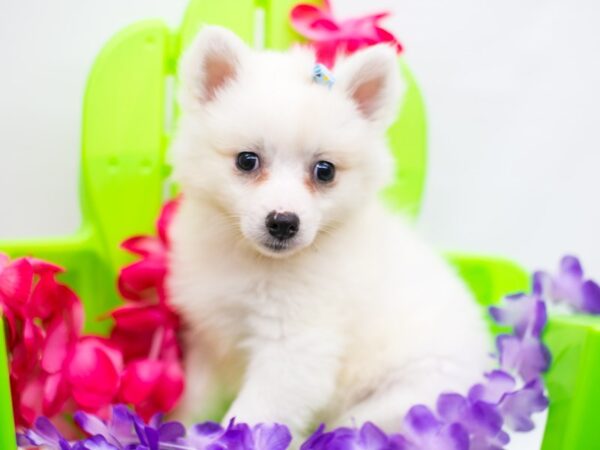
[[179, 26, 249, 104], [335, 45, 403, 126]]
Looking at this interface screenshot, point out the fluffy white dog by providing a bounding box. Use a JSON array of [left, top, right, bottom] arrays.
[[168, 26, 490, 437]]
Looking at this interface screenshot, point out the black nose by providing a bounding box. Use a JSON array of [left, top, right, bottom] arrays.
[[266, 211, 300, 240]]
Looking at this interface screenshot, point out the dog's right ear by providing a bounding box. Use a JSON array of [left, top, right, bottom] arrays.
[[179, 26, 249, 105]]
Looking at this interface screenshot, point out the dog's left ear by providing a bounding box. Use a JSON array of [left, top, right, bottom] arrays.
[[335, 45, 403, 127]]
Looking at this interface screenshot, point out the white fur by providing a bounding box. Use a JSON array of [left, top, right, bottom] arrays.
[[168, 26, 491, 438]]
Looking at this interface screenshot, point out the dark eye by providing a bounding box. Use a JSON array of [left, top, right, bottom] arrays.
[[236, 152, 260, 172], [313, 161, 335, 183]]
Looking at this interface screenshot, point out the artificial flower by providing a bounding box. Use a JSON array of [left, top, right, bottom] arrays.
[[496, 334, 551, 383], [301, 422, 402, 450], [498, 379, 548, 432], [489, 293, 546, 338], [290, 0, 402, 68], [118, 198, 179, 304], [533, 255, 600, 314], [18, 416, 72, 450], [402, 405, 469, 450]]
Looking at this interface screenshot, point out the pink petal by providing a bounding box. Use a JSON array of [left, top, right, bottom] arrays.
[[119, 359, 162, 404], [121, 236, 164, 257], [0, 258, 33, 309], [2, 307, 19, 349], [42, 372, 70, 417], [29, 259, 63, 276], [42, 318, 74, 373], [109, 326, 154, 362], [290, 4, 338, 41], [153, 361, 185, 412], [22, 318, 44, 353], [31, 274, 80, 321], [19, 377, 44, 426], [111, 304, 177, 330], [0, 252, 9, 269], [118, 259, 166, 302], [67, 338, 123, 411], [157, 198, 180, 246]]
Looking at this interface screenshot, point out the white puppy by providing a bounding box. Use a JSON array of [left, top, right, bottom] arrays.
[[168, 26, 490, 437]]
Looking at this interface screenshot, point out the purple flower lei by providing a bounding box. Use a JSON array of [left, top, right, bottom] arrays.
[[18, 255, 600, 450]]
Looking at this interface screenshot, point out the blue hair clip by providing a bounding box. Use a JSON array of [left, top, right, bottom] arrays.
[[313, 64, 335, 89]]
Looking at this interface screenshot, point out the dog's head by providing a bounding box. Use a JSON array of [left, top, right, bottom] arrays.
[[174, 26, 404, 258]]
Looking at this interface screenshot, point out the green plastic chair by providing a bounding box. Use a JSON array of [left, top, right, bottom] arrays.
[[1, 1, 598, 448]]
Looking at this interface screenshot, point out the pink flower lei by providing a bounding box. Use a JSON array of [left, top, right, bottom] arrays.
[[0, 198, 183, 430]]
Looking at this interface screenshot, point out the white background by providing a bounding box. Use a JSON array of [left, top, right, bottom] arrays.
[[2, 0, 600, 446]]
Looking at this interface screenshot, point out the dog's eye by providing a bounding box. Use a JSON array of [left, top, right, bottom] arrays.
[[313, 161, 335, 183], [236, 152, 260, 172]]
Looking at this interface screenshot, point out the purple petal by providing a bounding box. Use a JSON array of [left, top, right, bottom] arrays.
[[146, 427, 160, 450], [497, 335, 551, 382], [469, 401, 503, 436], [582, 280, 600, 314], [80, 435, 120, 450], [220, 422, 254, 450], [532, 271, 548, 297], [26, 417, 69, 448], [444, 423, 469, 450], [187, 421, 226, 450], [158, 421, 186, 443], [149, 413, 164, 429], [468, 370, 516, 404], [110, 406, 137, 442], [550, 256, 585, 307], [358, 422, 389, 450], [560, 255, 583, 278], [252, 423, 292, 450], [74, 412, 111, 439], [301, 424, 329, 450], [16, 433, 33, 447], [489, 295, 545, 338], [500, 378, 548, 432], [404, 405, 440, 435], [436, 393, 468, 423]]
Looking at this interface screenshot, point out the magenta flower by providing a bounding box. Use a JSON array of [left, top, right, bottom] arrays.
[[290, 0, 402, 68], [111, 197, 186, 421], [0, 254, 89, 426], [118, 198, 179, 304]]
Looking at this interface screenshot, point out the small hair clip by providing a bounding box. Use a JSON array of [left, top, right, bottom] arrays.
[[313, 63, 335, 89]]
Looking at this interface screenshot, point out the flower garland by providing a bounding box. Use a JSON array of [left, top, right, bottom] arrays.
[[7, 194, 600, 449], [0, 199, 184, 432]]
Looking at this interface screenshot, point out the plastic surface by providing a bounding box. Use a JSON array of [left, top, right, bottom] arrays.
[[0, 1, 595, 449]]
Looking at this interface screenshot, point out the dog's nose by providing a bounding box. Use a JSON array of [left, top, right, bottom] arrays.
[[266, 211, 300, 240]]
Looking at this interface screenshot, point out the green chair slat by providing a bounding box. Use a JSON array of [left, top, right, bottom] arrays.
[[81, 20, 172, 274], [0, 318, 16, 449], [179, 0, 257, 51], [542, 315, 600, 449]]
